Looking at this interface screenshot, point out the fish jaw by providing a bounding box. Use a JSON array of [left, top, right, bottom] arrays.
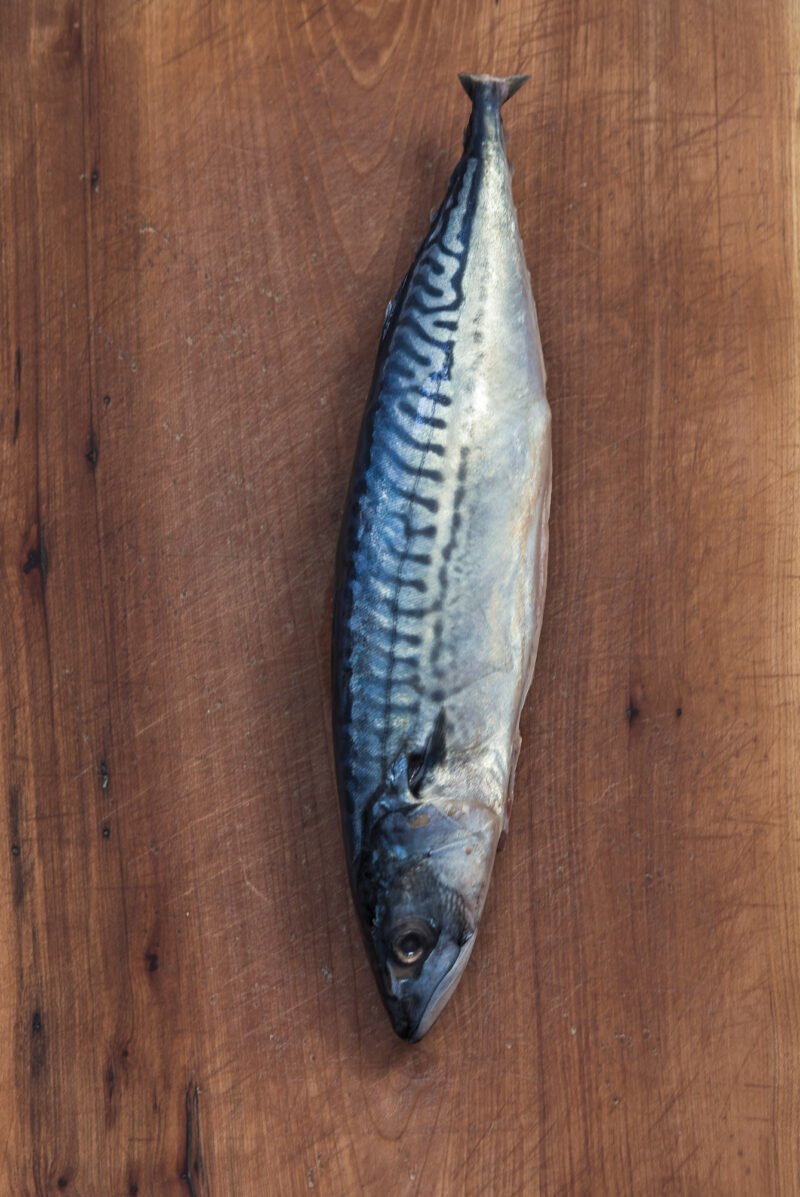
[[407, 933, 479, 1041], [385, 933, 479, 1042]]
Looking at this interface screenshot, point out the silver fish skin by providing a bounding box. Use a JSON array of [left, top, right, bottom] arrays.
[[332, 73, 551, 1041]]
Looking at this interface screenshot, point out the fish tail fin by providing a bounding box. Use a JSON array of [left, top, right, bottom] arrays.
[[458, 73, 530, 107]]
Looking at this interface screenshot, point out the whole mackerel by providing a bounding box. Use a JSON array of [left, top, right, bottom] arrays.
[[332, 73, 552, 1041]]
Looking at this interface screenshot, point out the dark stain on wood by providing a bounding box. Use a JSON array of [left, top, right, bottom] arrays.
[[22, 526, 47, 589], [181, 1081, 206, 1197], [8, 785, 23, 907], [30, 1010, 45, 1081]]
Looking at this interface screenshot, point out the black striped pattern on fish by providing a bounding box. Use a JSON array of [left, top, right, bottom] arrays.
[[333, 148, 484, 848]]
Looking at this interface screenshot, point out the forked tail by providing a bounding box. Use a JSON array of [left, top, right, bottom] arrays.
[[458, 73, 530, 106], [458, 73, 529, 152]]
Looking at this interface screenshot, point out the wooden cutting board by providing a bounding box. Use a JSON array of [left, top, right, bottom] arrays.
[[1, 2, 798, 1193]]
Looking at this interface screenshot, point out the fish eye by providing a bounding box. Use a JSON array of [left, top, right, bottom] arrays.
[[390, 921, 436, 968], [394, 931, 425, 965]]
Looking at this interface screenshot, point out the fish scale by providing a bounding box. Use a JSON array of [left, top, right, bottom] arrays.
[[332, 74, 551, 1040]]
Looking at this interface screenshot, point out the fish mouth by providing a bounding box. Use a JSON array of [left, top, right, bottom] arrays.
[[389, 935, 477, 1043]]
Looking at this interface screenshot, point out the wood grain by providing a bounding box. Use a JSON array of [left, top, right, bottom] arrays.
[[1, 0, 798, 1192]]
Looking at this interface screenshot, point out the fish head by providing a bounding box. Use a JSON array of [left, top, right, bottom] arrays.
[[354, 730, 501, 1041]]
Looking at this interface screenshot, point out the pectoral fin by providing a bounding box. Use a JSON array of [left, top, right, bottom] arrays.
[[407, 707, 447, 797]]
